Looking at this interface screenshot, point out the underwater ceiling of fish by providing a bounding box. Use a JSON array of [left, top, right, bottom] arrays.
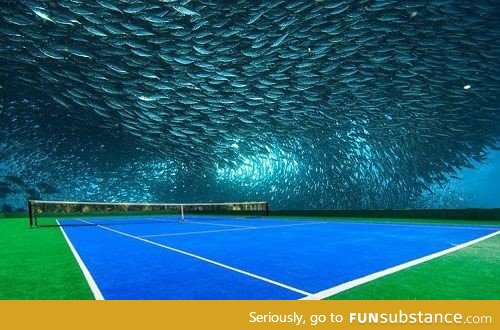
[[0, 0, 499, 211]]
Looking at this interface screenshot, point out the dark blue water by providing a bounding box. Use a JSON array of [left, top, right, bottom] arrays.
[[0, 0, 498, 211]]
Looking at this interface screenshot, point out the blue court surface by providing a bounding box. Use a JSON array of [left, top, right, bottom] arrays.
[[59, 216, 499, 300]]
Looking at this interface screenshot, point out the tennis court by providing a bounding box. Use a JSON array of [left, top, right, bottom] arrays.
[[55, 213, 499, 300]]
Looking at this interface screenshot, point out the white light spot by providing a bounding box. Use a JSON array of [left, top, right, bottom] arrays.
[[463, 85, 471, 90]]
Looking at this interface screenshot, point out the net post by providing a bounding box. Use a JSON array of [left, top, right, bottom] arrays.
[[265, 202, 269, 217], [28, 200, 34, 228], [180, 204, 185, 221]]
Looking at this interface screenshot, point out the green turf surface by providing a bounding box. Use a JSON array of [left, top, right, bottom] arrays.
[[0, 218, 94, 299], [327, 234, 500, 300]]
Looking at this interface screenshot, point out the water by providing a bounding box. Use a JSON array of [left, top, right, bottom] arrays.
[[0, 0, 498, 211]]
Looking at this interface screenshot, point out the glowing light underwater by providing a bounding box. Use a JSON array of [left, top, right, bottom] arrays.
[[216, 146, 300, 183]]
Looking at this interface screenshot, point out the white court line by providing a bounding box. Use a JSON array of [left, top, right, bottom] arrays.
[[183, 220, 254, 228], [140, 221, 328, 238], [141, 227, 258, 238], [75, 218, 311, 297], [284, 218, 500, 232], [301, 230, 500, 300], [57, 219, 104, 300]]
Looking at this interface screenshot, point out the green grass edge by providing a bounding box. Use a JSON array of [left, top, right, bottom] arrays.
[[0, 217, 95, 299]]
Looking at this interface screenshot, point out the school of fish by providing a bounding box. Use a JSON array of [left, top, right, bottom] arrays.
[[0, 0, 498, 211]]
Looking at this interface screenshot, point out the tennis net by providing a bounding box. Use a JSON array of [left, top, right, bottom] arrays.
[[28, 200, 269, 227]]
